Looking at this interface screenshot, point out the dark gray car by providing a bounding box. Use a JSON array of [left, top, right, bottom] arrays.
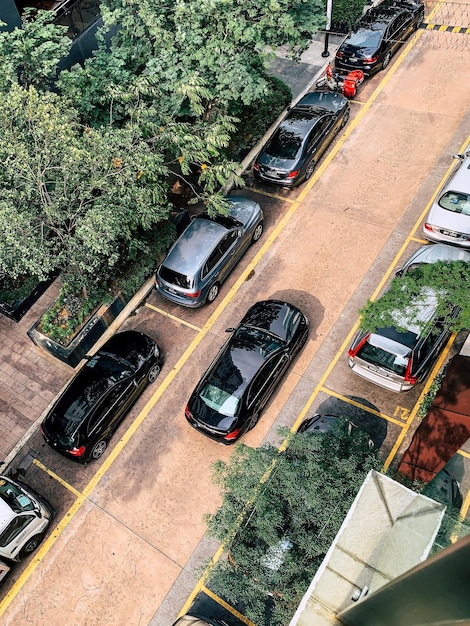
[[156, 196, 263, 307]]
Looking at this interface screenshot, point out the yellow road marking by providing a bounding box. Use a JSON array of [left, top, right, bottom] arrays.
[[318, 388, 406, 427], [248, 188, 296, 203], [202, 586, 256, 625], [457, 449, 470, 460], [461, 487, 470, 518], [144, 302, 202, 331], [32, 459, 82, 498]]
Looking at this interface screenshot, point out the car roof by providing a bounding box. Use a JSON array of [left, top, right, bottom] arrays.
[[295, 91, 347, 113], [441, 153, 470, 194], [162, 217, 228, 275]]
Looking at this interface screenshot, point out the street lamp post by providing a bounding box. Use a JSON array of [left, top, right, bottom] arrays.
[[322, 0, 333, 57]]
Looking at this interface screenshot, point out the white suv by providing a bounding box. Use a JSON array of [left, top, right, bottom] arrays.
[[0, 476, 55, 562]]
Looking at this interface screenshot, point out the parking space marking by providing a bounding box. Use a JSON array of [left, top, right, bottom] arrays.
[[247, 188, 296, 203], [457, 449, 470, 460], [461, 489, 470, 518], [32, 459, 82, 498], [144, 302, 202, 331], [382, 332, 457, 472], [410, 235, 429, 244], [201, 586, 256, 626], [318, 388, 407, 427]]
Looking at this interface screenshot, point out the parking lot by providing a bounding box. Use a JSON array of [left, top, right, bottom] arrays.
[[1, 16, 470, 626]]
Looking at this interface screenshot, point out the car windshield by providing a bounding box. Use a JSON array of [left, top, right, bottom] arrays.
[[265, 129, 302, 160], [357, 337, 410, 376], [346, 26, 383, 47], [438, 191, 470, 214], [0, 479, 35, 513], [199, 383, 240, 417], [235, 326, 283, 355]]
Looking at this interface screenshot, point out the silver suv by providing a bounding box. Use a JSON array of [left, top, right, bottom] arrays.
[[156, 196, 263, 308], [0, 476, 55, 562], [348, 288, 459, 392]]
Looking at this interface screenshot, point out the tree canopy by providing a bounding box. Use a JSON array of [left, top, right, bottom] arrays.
[[205, 423, 381, 625], [359, 261, 470, 335]]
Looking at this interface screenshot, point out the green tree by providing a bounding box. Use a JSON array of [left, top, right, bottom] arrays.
[[205, 423, 381, 625], [0, 84, 171, 298], [331, 0, 369, 32], [359, 261, 470, 335], [0, 8, 70, 92]]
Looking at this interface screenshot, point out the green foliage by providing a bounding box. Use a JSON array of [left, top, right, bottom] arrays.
[[0, 274, 41, 304], [205, 422, 381, 625], [0, 8, 70, 92], [331, 0, 369, 32], [359, 261, 470, 335], [417, 371, 446, 418]]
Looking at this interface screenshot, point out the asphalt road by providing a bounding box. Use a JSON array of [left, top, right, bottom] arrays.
[[1, 17, 470, 626]]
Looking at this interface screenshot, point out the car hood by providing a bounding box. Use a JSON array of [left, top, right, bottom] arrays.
[[427, 204, 470, 234], [188, 394, 238, 433]]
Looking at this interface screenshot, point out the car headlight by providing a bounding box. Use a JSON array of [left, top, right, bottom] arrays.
[[154, 345, 160, 358]]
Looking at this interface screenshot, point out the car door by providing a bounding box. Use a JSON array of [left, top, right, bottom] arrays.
[[210, 230, 241, 285], [411, 319, 450, 380], [86, 378, 138, 444], [388, 13, 407, 55], [0, 514, 36, 559], [304, 117, 332, 172], [246, 353, 291, 427]]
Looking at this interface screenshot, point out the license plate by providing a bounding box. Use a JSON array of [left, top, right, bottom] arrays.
[[441, 229, 458, 237], [349, 57, 358, 63], [167, 287, 177, 295]]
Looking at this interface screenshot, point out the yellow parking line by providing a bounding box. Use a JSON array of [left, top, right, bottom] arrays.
[[461, 488, 470, 518], [382, 332, 457, 471], [249, 188, 296, 203], [319, 388, 407, 427], [457, 449, 470, 460], [144, 302, 202, 331], [202, 586, 256, 625], [32, 459, 82, 498]]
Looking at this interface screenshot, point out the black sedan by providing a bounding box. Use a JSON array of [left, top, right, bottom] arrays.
[[253, 91, 349, 187], [41, 331, 163, 462], [335, 0, 424, 76], [185, 300, 309, 444]]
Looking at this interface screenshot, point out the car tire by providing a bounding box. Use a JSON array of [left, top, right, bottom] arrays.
[[90, 439, 107, 460], [382, 51, 391, 70], [147, 362, 161, 383], [252, 221, 264, 243], [304, 161, 316, 181], [206, 283, 220, 304], [18, 534, 44, 560], [340, 108, 350, 129]]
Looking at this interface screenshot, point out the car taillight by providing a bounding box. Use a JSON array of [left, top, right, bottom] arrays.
[[364, 56, 378, 64], [336, 51, 344, 59], [185, 405, 192, 420], [68, 445, 86, 457], [253, 162, 259, 171], [348, 333, 370, 359], [287, 170, 299, 179], [224, 428, 241, 442], [404, 358, 417, 385], [187, 290, 201, 298], [423, 223, 433, 231]]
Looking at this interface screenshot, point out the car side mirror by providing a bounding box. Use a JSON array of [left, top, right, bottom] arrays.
[[453, 153, 465, 160], [225, 327, 235, 333]]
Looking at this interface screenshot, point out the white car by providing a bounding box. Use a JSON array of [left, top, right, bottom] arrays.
[[0, 476, 55, 562], [423, 151, 470, 247]]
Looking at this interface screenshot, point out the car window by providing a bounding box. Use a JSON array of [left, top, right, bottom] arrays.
[[203, 247, 224, 278], [218, 231, 238, 256], [199, 383, 240, 417], [347, 26, 383, 47], [247, 357, 280, 406], [265, 128, 302, 160], [0, 479, 35, 513], [356, 338, 410, 376], [86, 383, 126, 435], [0, 515, 35, 548], [438, 191, 470, 214]]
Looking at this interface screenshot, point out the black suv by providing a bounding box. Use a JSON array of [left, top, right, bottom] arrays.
[[335, 0, 424, 76], [41, 331, 163, 462]]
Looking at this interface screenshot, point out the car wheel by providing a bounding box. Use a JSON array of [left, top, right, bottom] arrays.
[[19, 534, 44, 560], [252, 221, 264, 243], [340, 108, 350, 128], [382, 52, 391, 70], [206, 283, 220, 304], [90, 439, 107, 460], [304, 161, 316, 181], [147, 362, 161, 383]]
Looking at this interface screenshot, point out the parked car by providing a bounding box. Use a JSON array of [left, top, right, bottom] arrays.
[[348, 288, 459, 392], [0, 476, 55, 562], [156, 196, 263, 307], [335, 0, 424, 76], [41, 331, 163, 462], [395, 242, 470, 276], [172, 616, 226, 626], [253, 91, 349, 187], [423, 151, 470, 247], [185, 300, 309, 444]]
